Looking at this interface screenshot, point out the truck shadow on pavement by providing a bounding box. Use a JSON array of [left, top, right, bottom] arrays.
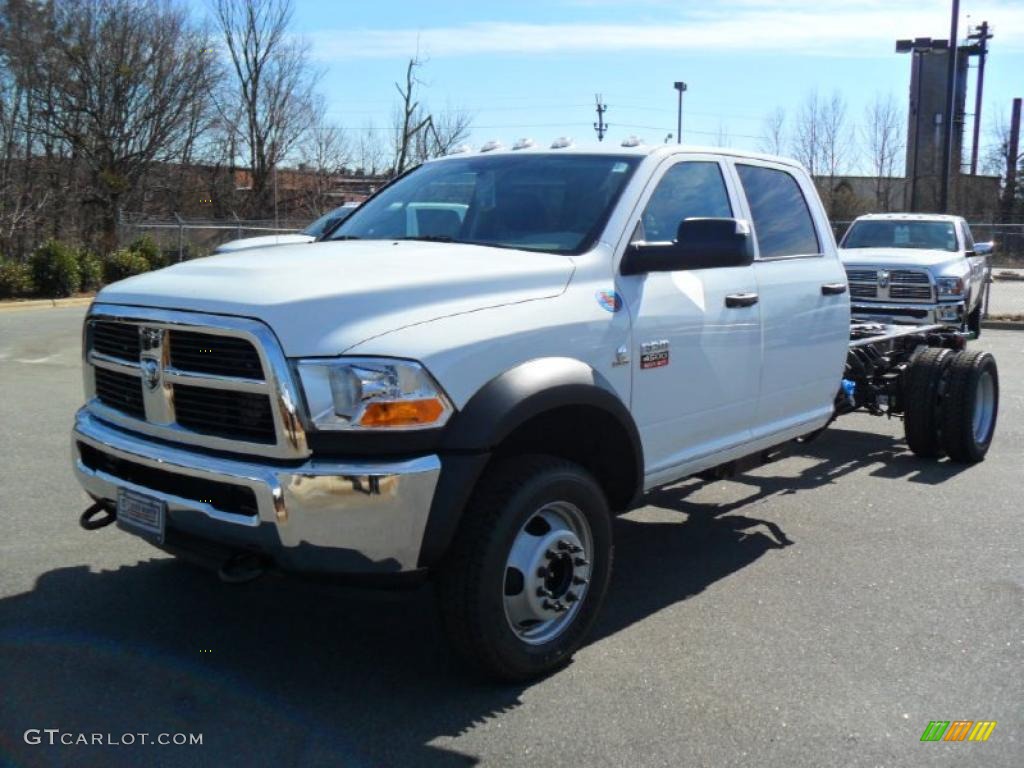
[[0, 428, 970, 767]]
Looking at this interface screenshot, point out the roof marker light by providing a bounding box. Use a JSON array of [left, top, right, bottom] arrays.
[[512, 138, 536, 150], [621, 135, 644, 148], [479, 140, 503, 153], [550, 136, 574, 149]]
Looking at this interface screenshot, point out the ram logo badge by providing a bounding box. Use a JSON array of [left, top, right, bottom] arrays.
[[640, 339, 670, 369]]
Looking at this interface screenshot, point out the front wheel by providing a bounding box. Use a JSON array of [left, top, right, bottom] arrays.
[[966, 303, 982, 338], [436, 455, 613, 682]]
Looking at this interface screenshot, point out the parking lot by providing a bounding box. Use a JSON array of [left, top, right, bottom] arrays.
[[1, 306, 1021, 767]]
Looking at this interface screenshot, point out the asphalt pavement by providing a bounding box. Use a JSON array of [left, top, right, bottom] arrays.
[[0, 306, 1021, 767]]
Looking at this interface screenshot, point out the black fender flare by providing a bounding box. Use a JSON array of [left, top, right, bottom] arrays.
[[419, 358, 643, 568]]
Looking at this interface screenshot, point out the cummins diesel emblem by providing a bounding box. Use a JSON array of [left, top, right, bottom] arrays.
[[640, 340, 670, 369]]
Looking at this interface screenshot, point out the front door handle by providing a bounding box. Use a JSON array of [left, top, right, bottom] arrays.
[[821, 283, 848, 295], [725, 292, 759, 308]]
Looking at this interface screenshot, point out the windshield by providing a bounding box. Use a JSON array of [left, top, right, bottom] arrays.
[[303, 205, 356, 237], [327, 153, 641, 254], [842, 220, 958, 252]]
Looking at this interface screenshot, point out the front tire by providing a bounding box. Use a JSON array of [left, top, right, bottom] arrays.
[[436, 455, 613, 682], [967, 303, 982, 338]]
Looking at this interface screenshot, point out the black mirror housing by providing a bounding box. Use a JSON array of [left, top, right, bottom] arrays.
[[621, 217, 753, 276]]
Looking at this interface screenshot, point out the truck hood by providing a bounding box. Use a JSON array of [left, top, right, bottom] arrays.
[[96, 240, 575, 356], [839, 247, 963, 272]]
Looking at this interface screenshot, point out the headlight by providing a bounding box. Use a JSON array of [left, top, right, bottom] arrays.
[[936, 276, 965, 297], [296, 358, 453, 430]]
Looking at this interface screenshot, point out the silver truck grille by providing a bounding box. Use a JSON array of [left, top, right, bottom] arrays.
[[84, 305, 309, 460], [844, 267, 933, 303]]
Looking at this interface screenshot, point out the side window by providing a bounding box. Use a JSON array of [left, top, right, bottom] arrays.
[[960, 222, 975, 250], [736, 165, 820, 258], [637, 161, 732, 242]]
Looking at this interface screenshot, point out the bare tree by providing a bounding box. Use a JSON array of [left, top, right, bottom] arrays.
[[213, 0, 320, 216], [2, 0, 219, 251], [391, 56, 473, 173], [792, 89, 854, 217], [296, 98, 349, 215], [392, 55, 432, 175], [862, 93, 904, 211], [354, 120, 388, 177], [759, 107, 786, 156]]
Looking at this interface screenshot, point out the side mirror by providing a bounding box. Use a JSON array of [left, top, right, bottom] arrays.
[[621, 217, 753, 276], [972, 241, 993, 256]]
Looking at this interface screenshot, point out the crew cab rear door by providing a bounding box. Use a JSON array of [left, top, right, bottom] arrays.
[[728, 160, 849, 439], [617, 156, 762, 484]]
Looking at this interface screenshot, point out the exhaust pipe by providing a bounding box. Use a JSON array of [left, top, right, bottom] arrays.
[[80, 500, 116, 531]]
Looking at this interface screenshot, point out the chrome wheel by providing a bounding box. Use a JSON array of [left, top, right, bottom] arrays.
[[972, 370, 996, 443], [502, 501, 593, 645]]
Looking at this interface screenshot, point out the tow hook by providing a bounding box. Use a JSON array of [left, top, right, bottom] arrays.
[[79, 501, 116, 531], [218, 552, 268, 584]]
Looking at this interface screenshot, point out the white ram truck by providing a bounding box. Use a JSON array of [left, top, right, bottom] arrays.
[[72, 142, 1000, 681], [839, 213, 992, 335]]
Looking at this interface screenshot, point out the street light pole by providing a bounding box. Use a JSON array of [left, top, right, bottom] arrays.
[[940, 0, 961, 212], [674, 81, 687, 144]]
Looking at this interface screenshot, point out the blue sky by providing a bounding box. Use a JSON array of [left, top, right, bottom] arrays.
[[251, 1, 1023, 171]]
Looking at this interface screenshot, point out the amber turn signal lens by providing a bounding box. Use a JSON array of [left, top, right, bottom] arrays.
[[359, 398, 445, 427]]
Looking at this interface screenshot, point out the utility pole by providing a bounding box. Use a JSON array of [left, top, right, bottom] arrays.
[[593, 95, 608, 142], [940, 0, 961, 212], [1004, 98, 1022, 219], [674, 81, 687, 144], [968, 20, 993, 175]]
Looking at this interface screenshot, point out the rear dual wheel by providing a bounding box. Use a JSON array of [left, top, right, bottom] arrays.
[[903, 348, 998, 463]]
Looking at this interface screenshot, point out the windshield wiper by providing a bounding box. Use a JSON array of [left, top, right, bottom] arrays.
[[331, 235, 362, 241], [394, 235, 455, 243]]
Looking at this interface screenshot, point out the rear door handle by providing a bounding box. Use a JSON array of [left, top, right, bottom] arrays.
[[725, 292, 759, 308], [821, 283, 848, 295]]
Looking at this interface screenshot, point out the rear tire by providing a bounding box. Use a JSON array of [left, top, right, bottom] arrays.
[[436, 455, 613, 682], [940, 350, 998, 463], [903, 347, 954, 458]]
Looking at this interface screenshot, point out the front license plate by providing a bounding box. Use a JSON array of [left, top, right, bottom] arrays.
[[117, 489, 166, 544]]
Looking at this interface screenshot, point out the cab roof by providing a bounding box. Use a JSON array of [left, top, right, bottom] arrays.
[[853, 213, 965, 223], [427, 139, 805, 171]]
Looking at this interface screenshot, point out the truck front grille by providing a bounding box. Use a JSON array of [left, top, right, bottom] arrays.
[[94, 367, 145, 419], [844, 266, 933, 303], [77, 442, 258, 517], [173, 383, 276, 443], [83, 308, 309, 459], [168, 330, 264, 380], [92, 321, 141, 362]]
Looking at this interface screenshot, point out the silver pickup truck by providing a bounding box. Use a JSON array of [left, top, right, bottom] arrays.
[[839, 213, 992, 336]]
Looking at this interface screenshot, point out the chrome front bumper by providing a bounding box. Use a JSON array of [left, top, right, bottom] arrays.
[[850, 301, 964, 327], [72, 410, 441, 574]]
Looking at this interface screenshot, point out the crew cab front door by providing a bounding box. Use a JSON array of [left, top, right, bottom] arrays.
[[617, 157, 762, 485]]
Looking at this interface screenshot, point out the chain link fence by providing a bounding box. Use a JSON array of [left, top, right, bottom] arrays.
[[118, 212, 310, 262]]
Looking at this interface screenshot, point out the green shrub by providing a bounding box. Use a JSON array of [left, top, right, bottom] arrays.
[[78, 249, 105, 291], [103, 248, 151, 283], [0, 259, 35, 298], [30, 239, 81, 297], [129, 234, 164, 267]]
